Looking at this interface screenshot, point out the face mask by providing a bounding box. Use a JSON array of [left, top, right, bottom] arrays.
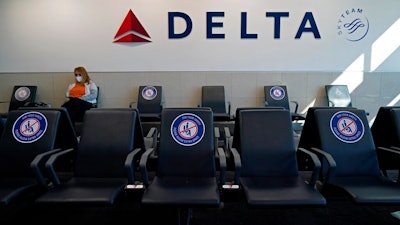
[[76, 76, 83, 82]]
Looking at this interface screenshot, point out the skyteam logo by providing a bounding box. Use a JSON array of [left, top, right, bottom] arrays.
[[142, 86, 157, 100], [337, 8, 369, 42], [330, 111, 364, 143], [171, 113, 205, 146], [12, 111, 48, 143], [114, 9, 151, 43], [15, 87, 31, 101], [270, 86, 286, 100]]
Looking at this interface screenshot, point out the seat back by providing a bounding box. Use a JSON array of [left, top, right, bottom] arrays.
[[157, 108, 215, 178], [325, 85, 352, 107], [238, 109, 298, 177], [8, 85, 38, 112], [264, 85, 291, 110], [201, 86, 230, 120], [0, 110, 60, 178], [19, 107, 78, 151], [314, 108, 380, 177], [75, 108, 145, 178], [389, 108, 400, 147], [137, 85, 163, 114], [371, 106, 400, 148], [231, 107, 284, 151]]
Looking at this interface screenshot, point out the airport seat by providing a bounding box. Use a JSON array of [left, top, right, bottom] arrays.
[[0, 85, 38, 120], [34, 108, 148, 206], [325, 85, 352, 107], [309, 108, 400, 203], [140, 107, 225, 225], [200, 85, 232, 121], [130, 85, 163, 122], [227, 108, 326, 206], [223, 107, 284, 169], [370, 106, 400, 177], [264, 85, 305, 121], [0, 110, 64, 206], [18, 107, 79, 179], [371, 106, 400, 148]]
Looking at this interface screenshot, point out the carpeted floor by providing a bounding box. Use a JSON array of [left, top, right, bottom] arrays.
[[2, 188, 400, 225]]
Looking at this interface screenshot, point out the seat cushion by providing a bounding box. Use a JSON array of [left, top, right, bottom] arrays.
[[142, 177, 220, 207], [241, 176, 326, 206]]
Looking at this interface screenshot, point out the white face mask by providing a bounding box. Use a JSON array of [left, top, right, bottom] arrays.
[[75, 76, 83, 82]]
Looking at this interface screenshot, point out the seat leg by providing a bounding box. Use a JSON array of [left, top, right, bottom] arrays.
[[177, 208, 192, 225]]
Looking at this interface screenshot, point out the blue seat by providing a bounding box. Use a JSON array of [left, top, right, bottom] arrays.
[[0, 110, 62, 206], [310, 108, 400, 203], [34, 108, 147, 206], [200, 86, 231, 121], [130, 85, 163, 122], [264, 85, 305, 121], [140, 107, 225, 225], [228, 108, 326, 206]]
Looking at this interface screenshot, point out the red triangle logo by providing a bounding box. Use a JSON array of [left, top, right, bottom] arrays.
[[114, 9, 151, 43]]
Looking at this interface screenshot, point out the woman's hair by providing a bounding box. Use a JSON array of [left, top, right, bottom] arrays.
[[74, 66, 91, 83]]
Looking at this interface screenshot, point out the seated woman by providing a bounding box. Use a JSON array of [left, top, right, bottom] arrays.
[[62, 66, 98, 123]]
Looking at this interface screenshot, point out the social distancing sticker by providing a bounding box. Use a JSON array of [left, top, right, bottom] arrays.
[[142, 86, 157, 100], [330, 111, 364, 143], [15, 86, 31, 101], [171, 113, 205, 146], [12, 111, 48, 143], [269, 86, 285, 100]]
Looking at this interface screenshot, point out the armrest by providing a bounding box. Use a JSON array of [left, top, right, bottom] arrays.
[[376, 146, 400, 170], [227, 101, 231, 117], [217, 147, 227, 185], [224, 126, 232, 151], [139, 148, 155, 187], [214, 127, 220, 153], [230, 147, 242, 184], [310, 147, 336, 183], [297, 148, 321, 187], [125, 147, 143, 184], [388, 146, 400, 152], [30, 148, 63, 186], [144, 127, 158, 150], [45, 148, 75, 186], [290, 100, 299, 114]]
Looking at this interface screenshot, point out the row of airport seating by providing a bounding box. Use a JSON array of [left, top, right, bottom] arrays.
[[1, 84, 355, 124], [1, 106, 400, 224]]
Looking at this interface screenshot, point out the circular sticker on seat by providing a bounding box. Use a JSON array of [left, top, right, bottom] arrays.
[[142, 86, 157, 100], [171, 113, 205, 146], [330, 111, 364, 143], [269, 86, 285, 100], [14, 87, 31, 101], [12, 111, 48, 143]]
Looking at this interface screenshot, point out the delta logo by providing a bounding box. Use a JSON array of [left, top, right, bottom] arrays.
[[113, 9, 151, 43]]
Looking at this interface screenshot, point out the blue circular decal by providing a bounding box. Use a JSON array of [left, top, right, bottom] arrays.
[[15, 87, 31, 101], [171, 113, 205, 146], [12, 111, 48, 143], [142, 86, 157, 100], [269, 86, 285, 100], [330, 111, 364, 143]]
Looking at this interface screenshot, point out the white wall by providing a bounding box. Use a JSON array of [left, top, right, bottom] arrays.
[[0, 0, 399, 72]]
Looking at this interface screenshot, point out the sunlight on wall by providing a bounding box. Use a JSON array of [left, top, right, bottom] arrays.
[[371, 19, 400, 71], [331, 54, 365, 92]]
